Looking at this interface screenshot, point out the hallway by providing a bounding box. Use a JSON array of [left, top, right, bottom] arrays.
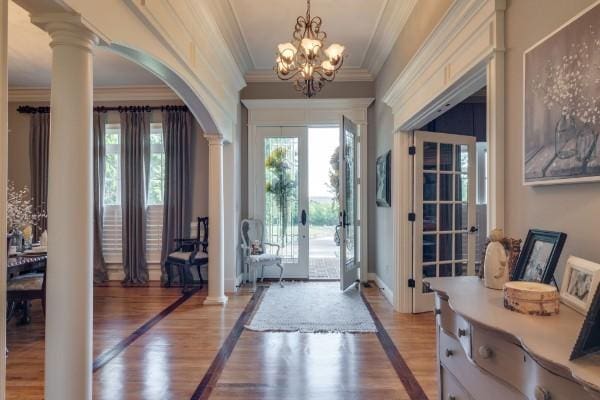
[[6, 284, 436, 400]]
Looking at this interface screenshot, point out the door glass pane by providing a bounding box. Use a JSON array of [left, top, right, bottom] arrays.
[[424, 142, 437, 170], [455, 233, 468, 260], [439, 233, 452, 261], [455, 203, 468, 230], [344, 127, 355, 265], [455, 262, 468, 276], [440, 174, 453, 201], [423, 234, 436, 262], [455, 174, 468, 202], [440, 143, 453, 171], [440, 263, 453, 277], [264, 138, 299, 262], [440, 204, 452, 231], [423, 265, 436, 278], [424, 173, 437, 201], [423, 204, 437, 232], [456, 144, 469, 172]]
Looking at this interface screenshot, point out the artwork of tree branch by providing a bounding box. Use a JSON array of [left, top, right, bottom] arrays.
[[524, 3, 600, 184]]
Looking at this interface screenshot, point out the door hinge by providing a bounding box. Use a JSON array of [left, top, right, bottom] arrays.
[[408, 278, 416, 288], [408, 145, 416, 155], [408, 212, 416, 222]]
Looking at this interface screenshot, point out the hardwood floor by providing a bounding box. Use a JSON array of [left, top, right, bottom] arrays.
[[5, 282, 437, 400]]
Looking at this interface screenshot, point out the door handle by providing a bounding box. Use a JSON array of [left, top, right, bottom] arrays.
[[301, 209, 307, 226], [469, 226, 479, 233]]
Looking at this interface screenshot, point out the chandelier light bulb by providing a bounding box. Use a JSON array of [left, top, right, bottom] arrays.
[[278, 42, 297, 63], [325, 43, 345, 64], [300, 38, 322, 59]]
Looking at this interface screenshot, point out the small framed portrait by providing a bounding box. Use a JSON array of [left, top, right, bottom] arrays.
[[560, 256, 600, 315], [511, 229, 567, 284], [376, 151, 391, 207], [570, 285, 600, 360]]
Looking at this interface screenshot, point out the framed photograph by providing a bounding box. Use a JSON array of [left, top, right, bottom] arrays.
[[511, 229, 567, 284], [560, 256, 600, 315], [570, 284, 600, 360], [376, 151, 391, 207], [523, 2, 600, 185]]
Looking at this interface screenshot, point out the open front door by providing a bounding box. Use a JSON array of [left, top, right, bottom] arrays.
[[413, 131, 477, 312], [339, 116, 359, 290]]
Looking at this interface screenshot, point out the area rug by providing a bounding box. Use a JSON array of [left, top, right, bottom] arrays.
[[245, 282, 377, 333]]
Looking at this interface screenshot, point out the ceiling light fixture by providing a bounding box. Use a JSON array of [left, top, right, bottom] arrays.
[[274, 0, 345, 98]]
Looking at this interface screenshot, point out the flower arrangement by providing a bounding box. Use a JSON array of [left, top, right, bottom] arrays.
[[7, 181, 46, 233]]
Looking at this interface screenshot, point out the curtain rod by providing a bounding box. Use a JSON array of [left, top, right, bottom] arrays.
[[17, 105, 188, 114]]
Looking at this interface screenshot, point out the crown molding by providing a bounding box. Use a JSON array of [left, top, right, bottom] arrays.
[[244, 67, 373, 83], [208, 0, 253, 73], [242, 97, 374, 111], [7, 85, 179, 102], [361, 0, 418, 76]]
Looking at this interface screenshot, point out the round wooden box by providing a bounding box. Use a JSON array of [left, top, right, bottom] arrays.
[[503, 281, 560, 316]]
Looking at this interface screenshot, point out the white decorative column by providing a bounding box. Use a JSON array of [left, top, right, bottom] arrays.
[[32, 15, 97, 400], [204, 134, 228, 305]]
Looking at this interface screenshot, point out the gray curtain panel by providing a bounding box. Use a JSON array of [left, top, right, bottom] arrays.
[[120, 108, 151, 286], [29, 112, 50, 241], [93, 111, 108, 284], [160, 107, 194, 284]]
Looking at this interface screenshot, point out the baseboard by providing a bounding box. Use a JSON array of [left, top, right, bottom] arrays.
[[225, 273, 245, 293], [107, 263, 162, 281], [368, 273, 394, 306]]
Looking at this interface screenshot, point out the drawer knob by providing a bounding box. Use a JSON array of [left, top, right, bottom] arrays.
[[478, 345, 493, 359], [445, 349, 454, 358], [458, 328, 468, 337], [534, 386, 551, 400]]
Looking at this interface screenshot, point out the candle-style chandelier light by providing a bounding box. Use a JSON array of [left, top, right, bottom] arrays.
[[274, 0, 345, 98]]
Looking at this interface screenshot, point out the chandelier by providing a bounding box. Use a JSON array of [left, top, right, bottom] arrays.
[[274, 0, 345, 98]]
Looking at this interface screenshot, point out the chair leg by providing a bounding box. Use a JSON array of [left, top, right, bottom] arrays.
[[41, 297, 46, 318], [6, 301, 15, 323], [179, 265, 187, 294], [261, 265, 265, 282], [278, 263, 284, 288], [165, 263, 172, 287], [197, 265, 204, 289], [252, 266, 257, 292]]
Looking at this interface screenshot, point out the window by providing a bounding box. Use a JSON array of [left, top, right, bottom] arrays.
[[102, 120, 165, 264]]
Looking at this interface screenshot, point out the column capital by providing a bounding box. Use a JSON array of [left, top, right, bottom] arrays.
[[204, 134, 224, 145], [31, 13, 98, 52]]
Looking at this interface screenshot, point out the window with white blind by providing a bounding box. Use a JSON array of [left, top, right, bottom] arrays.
[[102, 122, 165, 264]]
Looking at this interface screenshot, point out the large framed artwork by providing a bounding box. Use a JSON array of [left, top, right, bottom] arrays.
[[376, 151, 391, 207], [523, 2, 600, 185]]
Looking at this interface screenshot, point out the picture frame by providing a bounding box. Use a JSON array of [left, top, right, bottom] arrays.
[[522, 2, 600, 186], [511, 229, 567, 284], [570, 283, 600, 360], [376, 151, 391, 207], [560, 256, 600, 315]]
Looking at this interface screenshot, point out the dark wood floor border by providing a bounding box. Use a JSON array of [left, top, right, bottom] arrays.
[[190, 286, 266, 400], [92, 287, 201, 372], [361, 292, 429, 400]]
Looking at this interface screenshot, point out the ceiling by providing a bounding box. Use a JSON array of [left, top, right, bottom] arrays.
[[7, 1, 163, 88]]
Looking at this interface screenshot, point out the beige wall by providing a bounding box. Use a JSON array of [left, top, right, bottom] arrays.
[[504, 0, 600, 280], [370, 0, 453, 287], [7, 99, 209, 219]]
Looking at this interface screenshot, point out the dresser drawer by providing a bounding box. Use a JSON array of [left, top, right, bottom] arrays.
[[437, 295, 472, 357], [439, 329, 524, 400], [472, 325, 595, 400], [441, 366, 472, 400]]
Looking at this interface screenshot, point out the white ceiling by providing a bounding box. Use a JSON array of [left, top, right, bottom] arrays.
[[7, 1, 163, 88], [229, 0, 387, 70]]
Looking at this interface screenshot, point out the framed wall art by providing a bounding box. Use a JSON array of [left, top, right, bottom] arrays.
[[523, 2, 600, 185], [376, 150, 391, 207], [511, 229, 567, 284]]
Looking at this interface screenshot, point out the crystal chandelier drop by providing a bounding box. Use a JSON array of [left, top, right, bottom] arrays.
[[274, 0, 345, 98]]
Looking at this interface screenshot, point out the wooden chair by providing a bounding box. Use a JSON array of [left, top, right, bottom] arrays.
[[7, 267, 46, 325], [240, 218, 284, 292], [165, 217, 208, 293]]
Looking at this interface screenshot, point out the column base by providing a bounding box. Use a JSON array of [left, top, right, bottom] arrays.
[[203, 296, 229, 306]]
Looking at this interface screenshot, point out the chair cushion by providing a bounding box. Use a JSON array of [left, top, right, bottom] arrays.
[[247, 253, 281, 264], [8, 273, 44, 291], [168, 251, 208, 262]]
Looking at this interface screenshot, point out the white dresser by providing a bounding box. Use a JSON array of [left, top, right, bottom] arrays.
[[426, 277, 600, 400]]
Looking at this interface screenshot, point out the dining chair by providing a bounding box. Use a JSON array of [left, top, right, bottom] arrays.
[[7, 266, 46, 325], [240, 218, 284, 292]]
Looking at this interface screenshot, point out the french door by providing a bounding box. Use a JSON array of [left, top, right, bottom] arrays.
[[254, 126, 309, 278], [413, 131, 476, 312], [339, 116, 360, 290]]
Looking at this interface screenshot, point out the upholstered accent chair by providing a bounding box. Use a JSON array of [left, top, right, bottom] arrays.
[[7, 269, 46, 324], [165, 216, 208, 293], [240, 218, 284, 291]]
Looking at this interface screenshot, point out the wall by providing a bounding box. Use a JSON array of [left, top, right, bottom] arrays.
[[504, 0, 600, 281], [7, 98, 210, 280], [371, 0, 453, 289], [241, 81, 374, 100]]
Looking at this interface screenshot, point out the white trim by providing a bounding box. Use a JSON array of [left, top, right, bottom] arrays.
[[8, 85, 179, 102], [244, 68, 374, 83], [368, 273, 394, 306], [0, 0, 8, 396], [383, 0, 505, 313], [361, 0, 418, 76], [209, 0, 254, 73], [243, 98, 374, 113]]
